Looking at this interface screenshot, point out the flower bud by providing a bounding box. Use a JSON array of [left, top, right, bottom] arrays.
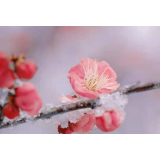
[[96, 110, 124, 132], [15, 82, 42, 116], [3, 103, 19, 119], [15, 60, 37, 79]]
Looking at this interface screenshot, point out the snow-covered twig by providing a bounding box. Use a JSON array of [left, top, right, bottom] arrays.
[[119, 81, 160, 95], [0, 105, 3, 125], [0, 81, 160, 129]]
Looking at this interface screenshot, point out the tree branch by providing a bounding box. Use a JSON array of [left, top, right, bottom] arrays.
[[0, 81, 160, 129], [0, 105, 4, 125]]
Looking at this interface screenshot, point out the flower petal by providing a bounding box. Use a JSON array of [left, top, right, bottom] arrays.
[[98, 61, 117, 79], [74, 80, 99, 98]]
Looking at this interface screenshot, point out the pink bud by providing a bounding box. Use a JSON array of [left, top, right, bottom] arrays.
[[3, 103, 20, 119], [58, 125, 73, 134], [69, 113, 96, 134], [15, 60, 37, 79], [0, 52, 9, 68], [96, 110, 123, 132], [15, 82, 42, 116], [0, 68, 16, 88]]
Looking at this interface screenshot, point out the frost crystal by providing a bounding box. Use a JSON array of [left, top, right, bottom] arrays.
[[52, 93, 94, 128], [95, 92, 128, 117], [51, 108, 94, 128], [0, 94, 7, 106], [0, 90, 128, 129]]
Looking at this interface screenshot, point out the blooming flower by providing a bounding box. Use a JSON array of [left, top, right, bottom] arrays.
[[96, 110, 124, 132], [15, 82, 42, 116], [15, 60, 37, 79], [68, 58, 120, 98]]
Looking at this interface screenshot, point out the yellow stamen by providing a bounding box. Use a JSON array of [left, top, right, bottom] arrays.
[[83, 60, 116, 92]]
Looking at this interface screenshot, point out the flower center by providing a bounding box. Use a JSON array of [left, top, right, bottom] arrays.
[[82, 60, 114, 92]]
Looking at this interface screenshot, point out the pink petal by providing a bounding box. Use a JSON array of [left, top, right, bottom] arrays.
[[98, 61, 117, 79], [15, 82, 42, 116], [0, 52, 9, 68], [69, 114, 90, 132], [74, 80, 99, 98], [79, 58, 95, 73], [58, 125, 73, 134], [96, 110, 122, 132], [59, 95, 78, 103], [0, 68, 16, 89], [15, 60, 37, 80], [76, 114, 96, 134]]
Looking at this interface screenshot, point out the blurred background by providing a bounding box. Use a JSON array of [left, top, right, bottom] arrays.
[[0, 26, 160, 134]]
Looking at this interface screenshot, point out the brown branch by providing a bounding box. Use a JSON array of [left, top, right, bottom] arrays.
[[0, 81, 160, 129], [119, 81, 160, 95], [0, 105, 3, 125]]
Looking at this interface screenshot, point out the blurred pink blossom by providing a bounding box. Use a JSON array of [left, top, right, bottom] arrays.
[[0, 52, 16, 88], [15, 82, 42, 116], [3, 103, 20, 119], [0, 68, 16, 89], [15, 60, 37, 80], [0, 52, 9, 68]]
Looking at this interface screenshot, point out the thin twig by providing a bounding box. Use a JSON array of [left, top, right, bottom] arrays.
[[0, 93, 11, 126], [0, 81, 160, 129], [0, 105, 3, 125]]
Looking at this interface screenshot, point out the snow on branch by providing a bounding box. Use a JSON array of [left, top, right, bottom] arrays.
[[1, 54, 159, 133], [0, 80, 160, 129]]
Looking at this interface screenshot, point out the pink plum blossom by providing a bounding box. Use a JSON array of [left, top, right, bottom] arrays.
[[96, 110, 124, 132], [3, 103, 20, 119], [58, 113, 96, 134], [0, 52, 16, 88], [0, 68, 16, 89], [70, 114, 96, 134], [68, 58, 120, 98], [58, 125, 73, 134], [15, 60, 37, 79], [0, 52, 9, 68], [15, 82, 42, 116]]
